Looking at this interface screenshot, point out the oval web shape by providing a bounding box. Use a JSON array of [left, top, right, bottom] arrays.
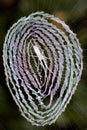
[[3, 12, 83, 126]]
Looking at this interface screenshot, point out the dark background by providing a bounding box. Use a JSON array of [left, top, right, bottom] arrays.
[[0, 0, 87, 130]]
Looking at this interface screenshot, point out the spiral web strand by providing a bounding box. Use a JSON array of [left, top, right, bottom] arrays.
[[3, 12, 83, 126]]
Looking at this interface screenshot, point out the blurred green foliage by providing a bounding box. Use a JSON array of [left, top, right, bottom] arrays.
[[0, 0, 87, 130]]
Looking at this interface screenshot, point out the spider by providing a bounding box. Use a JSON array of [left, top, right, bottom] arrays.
[[29, 39, 53, 74]]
